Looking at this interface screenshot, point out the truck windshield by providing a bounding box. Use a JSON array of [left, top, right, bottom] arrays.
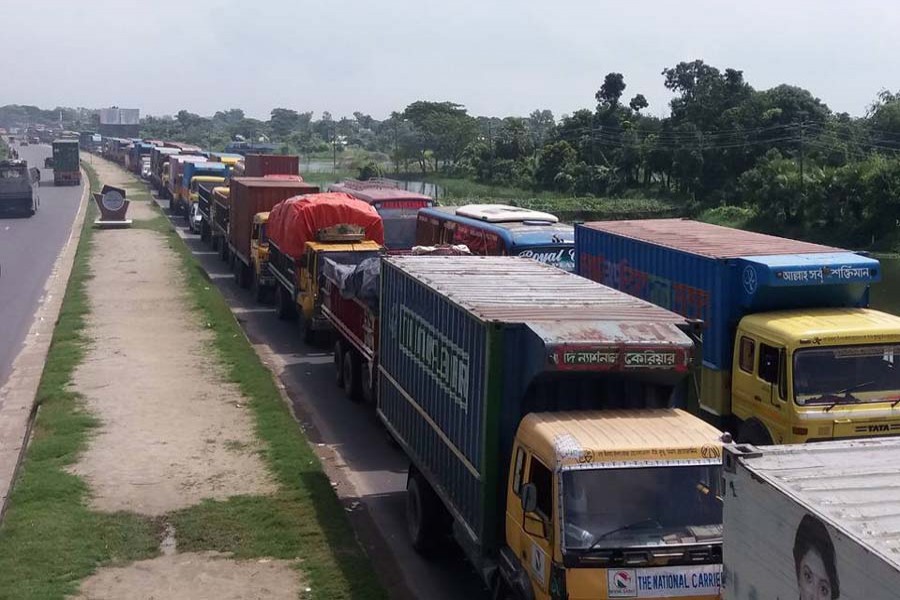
[[562, 464, 722, 552], [794, 344, 900, 404], [0, 168, 24, 179], [379, 208, 419, 250]]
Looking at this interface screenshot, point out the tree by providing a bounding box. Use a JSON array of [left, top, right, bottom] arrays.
[[401, 101, 478, 172], [495, 117, 532, 161], [270, 108, 300, 138], [596, 73, 626, 109], [527, 109, 555, 148], [535, 141, 577, 190], [629, 94, 649, 113]]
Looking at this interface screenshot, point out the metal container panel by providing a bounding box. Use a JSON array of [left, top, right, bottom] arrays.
[[228, 178, 319, 261], [243, 154, 299, 177], [582, 218, 839, 258], [724, 440, 900, 599], [378, 259, 489, 544]]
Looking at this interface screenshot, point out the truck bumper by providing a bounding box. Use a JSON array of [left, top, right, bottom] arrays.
[[54, 171, 81, 185], [0, 197, 34, 213]]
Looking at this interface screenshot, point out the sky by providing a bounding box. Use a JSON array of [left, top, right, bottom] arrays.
[[3, 0, 899, 121]]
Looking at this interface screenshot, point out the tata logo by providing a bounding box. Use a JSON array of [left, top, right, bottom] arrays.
[[854, 423, 898, 433]]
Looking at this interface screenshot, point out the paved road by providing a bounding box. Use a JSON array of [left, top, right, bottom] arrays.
[[157, 197, 490, 600], [0, 142, 83, 390]]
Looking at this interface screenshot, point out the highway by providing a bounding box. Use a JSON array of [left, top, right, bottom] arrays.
[[0, 142, 83, 390], [159, 199, 490, 600]]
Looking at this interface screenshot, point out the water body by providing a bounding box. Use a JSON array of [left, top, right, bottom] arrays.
[[871, 256, 900, 315]]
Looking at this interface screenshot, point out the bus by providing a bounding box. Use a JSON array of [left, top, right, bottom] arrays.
[[328, 179, 433, 251], [415, 204, 575, 271]]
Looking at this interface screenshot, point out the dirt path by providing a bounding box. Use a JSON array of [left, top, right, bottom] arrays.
[[71, 552, 302, 600], [68, 156, 299, 598]]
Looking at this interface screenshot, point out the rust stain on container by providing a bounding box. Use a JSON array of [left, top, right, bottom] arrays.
[[580, 219, 841, 258]]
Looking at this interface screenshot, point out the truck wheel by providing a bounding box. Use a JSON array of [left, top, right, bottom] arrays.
[[334, 340, 345, 388], [360, 361, 375, 405], [343, 351, 362, 402], [737, 419, 774, 446], [406, 471, 442, 557], [252, 274, 266, 303], [218, 240, 228, 261], [302, 318, 317, 346], [201, 224, 210, 243]]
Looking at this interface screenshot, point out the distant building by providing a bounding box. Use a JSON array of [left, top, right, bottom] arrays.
[[97, 107, 140, 138]]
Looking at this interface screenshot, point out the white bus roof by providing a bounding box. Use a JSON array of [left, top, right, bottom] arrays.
[[454, 204, 559, 224]]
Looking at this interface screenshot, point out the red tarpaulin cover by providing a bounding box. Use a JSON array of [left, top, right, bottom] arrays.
[[268, 192, 385, 259]]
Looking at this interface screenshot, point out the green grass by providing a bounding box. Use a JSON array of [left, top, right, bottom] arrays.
[[697, 205, 757, 229], [394, 175, 682, 221], [0, 162, 160, 599], [116, 171, 388, 598], [0, 159, 387, 599], [297, 169, 356, 188]]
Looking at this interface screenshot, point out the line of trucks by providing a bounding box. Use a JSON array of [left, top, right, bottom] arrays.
[[127, 140, 900, 598]]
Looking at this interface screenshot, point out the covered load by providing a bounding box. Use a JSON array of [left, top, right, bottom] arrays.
[[267, 192, 385, 259]]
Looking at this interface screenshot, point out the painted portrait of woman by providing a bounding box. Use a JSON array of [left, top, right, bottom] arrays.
[[793, 514, 840, 600]]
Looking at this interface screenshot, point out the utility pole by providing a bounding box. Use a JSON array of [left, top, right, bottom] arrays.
[[798, 118, 806, 197], [332, 120, 337, 175]]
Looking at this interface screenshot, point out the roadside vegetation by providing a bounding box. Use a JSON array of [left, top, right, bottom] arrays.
[[8, 57, 900, 247], [0, 161, 386, 599], [0, 164, 160, 598]]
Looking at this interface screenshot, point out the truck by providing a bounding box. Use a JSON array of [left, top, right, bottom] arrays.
[[0, 160, 40, 216], [723, 439, 900, 599], [379, 255, 726, 600], [149, 147, 180, 191], [181, 161, 229, 216], [267, 192, 384, 342], [197, 183, 219, 243], [324, 245, 471, 403], [227, 177, 319, 290], [237, 153, 300, 178], [51, 139, 81, 185], [575, 218, 900, 446], [166, 155, 207, 206], [210, 186, 231, 259]]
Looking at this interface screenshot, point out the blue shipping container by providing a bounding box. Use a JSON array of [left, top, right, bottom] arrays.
[[377, 255, 694, 555], [575, 220, 881, 373]]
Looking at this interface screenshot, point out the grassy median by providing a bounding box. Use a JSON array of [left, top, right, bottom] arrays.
[[0, 162, 387, 599], [0, 164, 159, 599], [100, 165, 389, 599]]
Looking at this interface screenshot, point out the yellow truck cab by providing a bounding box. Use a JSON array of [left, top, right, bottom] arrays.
[[575, 220, 900, 446], [732, 307, 900, 443], [296, 230, 383, 335], [508, 409, 724, 600], [188, 175, 226, 209], [250, 211, 272, 300]]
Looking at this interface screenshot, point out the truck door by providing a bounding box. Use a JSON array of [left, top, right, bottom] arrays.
[[733, 332, 788, 444], [521, 454, 554, 598]]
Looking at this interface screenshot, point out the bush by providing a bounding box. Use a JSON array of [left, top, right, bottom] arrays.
[[358, 161, 383, 180]]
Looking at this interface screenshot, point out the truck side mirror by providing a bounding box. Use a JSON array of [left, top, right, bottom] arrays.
[[521, 482, 538, 514]]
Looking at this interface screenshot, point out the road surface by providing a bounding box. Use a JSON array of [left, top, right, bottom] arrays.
[[0, 142, 83, 390], [159, 199, 490, 600]]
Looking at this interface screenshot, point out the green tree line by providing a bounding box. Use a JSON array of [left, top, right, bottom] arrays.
[[6, 59, 900, 247]]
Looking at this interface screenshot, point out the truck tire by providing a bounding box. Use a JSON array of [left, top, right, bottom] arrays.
[[737, 419, 774, 446], [406, 470, 444, 557], [360, 361, 375, 405], [302, 317, 317, 346], [200, 223, 210, 243], [334, 340, 345, 388], [343, 350, 362, 402], [218, 240, 228, 262]]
